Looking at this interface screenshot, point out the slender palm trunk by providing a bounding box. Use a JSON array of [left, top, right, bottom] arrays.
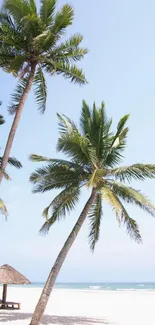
[[0, 63, 36, 181], [29, 189, 96, 325]]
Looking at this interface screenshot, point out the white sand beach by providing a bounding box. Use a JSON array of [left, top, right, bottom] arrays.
[[0, 287, 155, 325]]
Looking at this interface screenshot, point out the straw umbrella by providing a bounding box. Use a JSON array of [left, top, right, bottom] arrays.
[[0, 264, 30, 304]]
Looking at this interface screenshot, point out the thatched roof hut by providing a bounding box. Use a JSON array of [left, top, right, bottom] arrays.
[[0, 264, 30, 285], [0, 264, 30, 306]]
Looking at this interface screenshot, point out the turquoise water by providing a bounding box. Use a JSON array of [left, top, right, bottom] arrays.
[[12, 282, 155, 291]]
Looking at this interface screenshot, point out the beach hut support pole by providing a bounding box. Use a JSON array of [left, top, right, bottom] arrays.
[[2, 284, 7, 304]]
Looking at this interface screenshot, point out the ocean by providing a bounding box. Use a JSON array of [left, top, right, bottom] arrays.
[[14, 282, 155, 291]]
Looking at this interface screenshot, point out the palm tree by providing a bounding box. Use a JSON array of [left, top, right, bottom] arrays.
[[0, 0, 88, 180], [29, 101, 155, 325], [0, 113, 22, 216]]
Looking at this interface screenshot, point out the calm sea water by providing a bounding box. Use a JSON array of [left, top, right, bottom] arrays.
[[11, 282, 155, 291]]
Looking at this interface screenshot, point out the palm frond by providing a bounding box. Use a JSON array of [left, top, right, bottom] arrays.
[[80, 100, 91, 136], [30, 154, 85, 170], [102, 186, 121, 223], [107, 181, 155, 217], [86, 168, 106, 188], [113, 114, 129, 142], [53, 47, 88, 64], [107, 164, 155, 183], [92, 102, 112, 159], [103, 114, 130, 168], [111, 114, 129, 148], [8, 75, 29, 114], [46, 61, 87, 85], [20, 14, 42, 38], [88, 193, 102, 251], [0, 12, 15, 26], [0, 115, 5, 125], [40, 0, 56, 26], [51, 34, 84, 54], [57, 113, 77, 135], [40, 4, 74, 51], [40, 185, 80, 234], [49, 34, 88, 63], [6, 56, 26, 76], [102, 185, 141, 242], [29, 0, 37, 15], [0, 198, 8, 218], [0, 168, 11, 180], [30, 154, 51, 162], [33, 67, 47, 113], [114, 195, 142, 243], [52, 4, 74, 34], [30, 160, 87, 192], [3, 0, 33, 22], [80, 101, 113, 162], [57, 131, 97, 167], [7, 157, 22, 168], [104, 148, 124, 168]]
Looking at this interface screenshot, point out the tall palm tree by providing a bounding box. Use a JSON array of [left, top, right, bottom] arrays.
[[29, 101, 155, 325], [0, 0, 88, 180], [0, 113, 22, 216]]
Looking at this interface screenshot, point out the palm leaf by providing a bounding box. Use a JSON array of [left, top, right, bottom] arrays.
[[29, 0, 37, 15], [40, 4, 74, 51], [8, 75, 29, 114], [0, 156, 22, 171], [113, 195, 142, 243], [57, 131, 97, 167], [102, 186, 121, 223], [51, 34, 84, 54], [3, 0, 32, 22], [111, 114, 129, 147], [88, 193, 102, 251], [107, 181, 155, 217], [40, 0, 56, 26], [49, 34, 88, 63], [53, 47, 88, 64], [103, 114, 130, 168], [80, 100, 91, 136], [52, 4, 74, 34], [33, 67, 47, 113], [20, 14, 42, 37], [40, 185, 80, 233], [0, 12, 15, 26], [30, 154, 51, 162], [107, 164, 155, 183], [30, 154, 85, 170], [80, 101, 113, 162], [57, 113, 78, 135], [7, 55, 26, 76], [0, 115, 5, 125], [46, 61, 87, 85], [0, 198, 8, 218], [55, 62, 87, 85], [6, 157, 22, 168], [102, 185, 141, 242], [30, 160, 87, 192], [0, 168, 11, 180]]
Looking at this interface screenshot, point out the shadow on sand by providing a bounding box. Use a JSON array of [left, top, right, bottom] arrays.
[[0, 312, 109, 324]]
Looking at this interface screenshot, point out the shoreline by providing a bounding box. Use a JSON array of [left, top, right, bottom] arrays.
[[0, 287, 155, 324], [2, 285, 155, 293]]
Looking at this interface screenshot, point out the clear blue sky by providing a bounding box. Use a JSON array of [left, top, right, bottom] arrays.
[[0, 0, 155, 283]]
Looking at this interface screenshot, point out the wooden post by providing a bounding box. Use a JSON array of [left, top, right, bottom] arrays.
[[2, 284, 7, 304]]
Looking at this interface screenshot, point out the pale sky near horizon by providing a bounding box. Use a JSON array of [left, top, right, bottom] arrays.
[[0, 0, 155, 283]]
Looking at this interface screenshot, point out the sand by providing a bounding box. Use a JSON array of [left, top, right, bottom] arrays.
[[0, 287, 155, 325]]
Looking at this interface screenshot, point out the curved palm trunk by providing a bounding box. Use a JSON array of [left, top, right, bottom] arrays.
[[29, 189, 96, 325], [0, 63, 36, 181]]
